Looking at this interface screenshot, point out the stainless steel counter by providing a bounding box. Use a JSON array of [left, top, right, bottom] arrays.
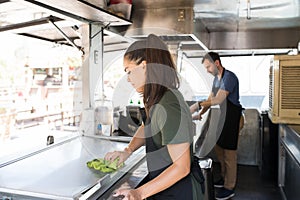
[[279, 125, 300, 167], [278, 124, 300, 200], [95, 159, 148, 200], [0, 135, 145, 200]]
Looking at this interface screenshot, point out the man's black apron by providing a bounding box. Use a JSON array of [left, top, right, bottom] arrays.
[[144, 118, 194, 200], [213, 69, 242, 150]]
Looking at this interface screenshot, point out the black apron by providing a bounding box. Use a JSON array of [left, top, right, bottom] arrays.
[[212, 69, 242, 150], [144, 117, 194, 200]]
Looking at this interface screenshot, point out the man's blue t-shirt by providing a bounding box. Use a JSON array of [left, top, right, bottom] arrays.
[[213, 69, 241, 107]]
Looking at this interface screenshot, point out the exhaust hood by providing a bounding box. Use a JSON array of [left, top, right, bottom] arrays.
[[1, 0, 300, 55], [117, 0, 300, 55]]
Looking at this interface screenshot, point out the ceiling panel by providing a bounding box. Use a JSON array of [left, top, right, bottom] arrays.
[[1, 0, 300, 51]]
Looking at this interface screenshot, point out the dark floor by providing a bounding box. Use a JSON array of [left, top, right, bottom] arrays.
[[212, 163, 283, 200]]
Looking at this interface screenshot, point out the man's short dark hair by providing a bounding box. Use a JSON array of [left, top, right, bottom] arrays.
[[202, 52, 221, 64]]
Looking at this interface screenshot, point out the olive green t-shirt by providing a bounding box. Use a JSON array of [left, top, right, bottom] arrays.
[[149, 89, 203, 200], [150, 89, 193, 147]]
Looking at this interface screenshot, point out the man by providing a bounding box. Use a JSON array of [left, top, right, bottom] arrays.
[[193, 52, 242, 200]]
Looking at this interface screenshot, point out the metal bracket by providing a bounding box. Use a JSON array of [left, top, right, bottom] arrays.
[[48, 18, 84, 54]]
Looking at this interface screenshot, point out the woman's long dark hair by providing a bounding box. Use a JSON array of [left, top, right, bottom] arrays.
[[124, 34, 180, 116]]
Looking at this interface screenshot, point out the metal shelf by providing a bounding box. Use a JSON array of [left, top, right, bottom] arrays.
[[26, 0, 132, 26], [0, 0, 132, 44]]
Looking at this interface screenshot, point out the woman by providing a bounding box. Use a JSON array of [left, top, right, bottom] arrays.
[[105, 34, 203, 200]]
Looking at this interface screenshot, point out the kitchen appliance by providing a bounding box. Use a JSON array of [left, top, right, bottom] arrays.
[[269, 55, 300, 124], [94, 99, 114, 136]]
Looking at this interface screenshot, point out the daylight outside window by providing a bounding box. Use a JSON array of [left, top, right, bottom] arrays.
[[0, 33, 82, 164]]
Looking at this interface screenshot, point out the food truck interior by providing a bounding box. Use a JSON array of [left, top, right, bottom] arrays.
[[0, 0, 300, 200]]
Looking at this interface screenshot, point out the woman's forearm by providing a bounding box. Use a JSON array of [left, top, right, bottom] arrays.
[[135, 143, 191, 199], [125, 125, 145, 153]]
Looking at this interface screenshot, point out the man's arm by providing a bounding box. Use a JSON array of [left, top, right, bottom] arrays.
[[200, 89, 228, 107]]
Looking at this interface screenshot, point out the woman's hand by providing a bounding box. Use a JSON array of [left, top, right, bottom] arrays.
[[104, 150, 131, 166], [113, 189, 142, 200]]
